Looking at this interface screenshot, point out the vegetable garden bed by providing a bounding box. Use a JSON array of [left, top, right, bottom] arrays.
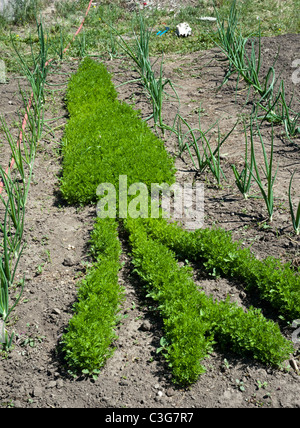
[[0, 0, 299, 409]]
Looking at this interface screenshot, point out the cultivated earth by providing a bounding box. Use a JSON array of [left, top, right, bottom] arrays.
[[0, 0, 299, 408]]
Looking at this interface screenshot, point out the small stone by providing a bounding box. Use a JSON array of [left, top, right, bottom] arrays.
[[223, 389, 232, 399], [33, 387, 43, 397], [63, 256, 76, 267], [56, 379, 64, 389], [46, 381, 57, 389], [239, 291, 246, 299], [166, 389, 175, 397], [155, 392, 164, 402], [140, 320, 151, 331]]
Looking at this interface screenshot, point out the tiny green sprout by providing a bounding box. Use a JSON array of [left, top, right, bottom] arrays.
[[257, 380, 268, 389], [235, 379, 245, 392], [223, 358, 230, 370], [156, 336, 170, 355], [92, 369, 101, 381]]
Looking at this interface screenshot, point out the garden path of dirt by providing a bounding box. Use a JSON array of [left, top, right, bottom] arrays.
[[0, 26, 299, 408]]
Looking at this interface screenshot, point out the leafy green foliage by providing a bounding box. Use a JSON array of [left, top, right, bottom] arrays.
[[65, 58, 118, 118], [61, 218, 124, 374], [125, 217, 216, 384], [288, 172, 300, 235], [141, 217, 300, 321], [214, 300, 293, 367], [60, 58, 175, 206], [125, 218, 293, 384], [59, 56, 295, 384]]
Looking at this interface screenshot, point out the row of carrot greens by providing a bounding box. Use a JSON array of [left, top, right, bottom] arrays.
[[59, 56, 298, 385]]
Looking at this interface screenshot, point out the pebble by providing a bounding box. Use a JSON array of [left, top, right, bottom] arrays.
[[32, 386, 43, 397], [155, 392, 164, 402], [46, 380, 57, 389], [56, 379, 64, 389], [140, 320, 152, 331], [63, 256, 76, 267]]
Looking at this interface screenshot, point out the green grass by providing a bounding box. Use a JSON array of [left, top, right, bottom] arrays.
[[0, 0, 299, 73]]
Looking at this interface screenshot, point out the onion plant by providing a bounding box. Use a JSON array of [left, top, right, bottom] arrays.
[[214, 1, 299, 145], [0, 16, 50, 350], [249, 120, 278, 222], [172, 110, 237, 184], [288, 172, 300, 235], [231, 120, 253, 199], [106, 13, 179, 130], [11, 18, 49, 137], [0, 175, 26, 350], [0, 194, 25, 323], [213, 0, 278, 102], [280, 85, 300, 142], [255, 79, 300, 144], [0, 167, 25, 248]]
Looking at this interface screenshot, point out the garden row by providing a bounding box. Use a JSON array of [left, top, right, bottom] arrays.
[[59, 58, 298, 385], [0, 21, 50, 350]]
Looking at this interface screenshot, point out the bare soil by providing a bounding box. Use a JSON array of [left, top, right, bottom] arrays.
[[0, 7, 299, 408]]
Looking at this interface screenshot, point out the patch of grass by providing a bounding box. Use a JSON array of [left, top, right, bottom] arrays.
[[1, 0, 299, 73]]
